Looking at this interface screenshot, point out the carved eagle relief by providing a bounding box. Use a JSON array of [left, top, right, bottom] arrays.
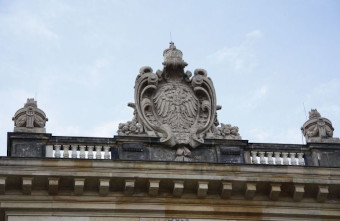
[[154, 84, 198, 127], [153, 84, 199, 143]]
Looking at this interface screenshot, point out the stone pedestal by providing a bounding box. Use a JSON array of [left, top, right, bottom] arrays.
[[7, 132, 51, 157]]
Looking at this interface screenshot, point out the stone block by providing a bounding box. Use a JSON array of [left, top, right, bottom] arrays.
[[220, 182, 232, 199], [148, 180, 160, 196], [197, 181, 209, 198], [0, 177, 6, 194], [74, 178, 85, 195], [245, 182, 256, 200], [293, 184, 305, 201], [118, 143, 149, 161], [219, 146, 244, 164], [317, 185, 329, 202], [22, 177, 33, 195], [48, 177, 59, 195], [124, 179, 135, 196], [269, 183, 281, 201], [173, 180, 184, 197], [99, 179, 110, 196]]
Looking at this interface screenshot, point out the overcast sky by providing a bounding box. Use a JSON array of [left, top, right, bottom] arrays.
[[0, 0, 339, 156]]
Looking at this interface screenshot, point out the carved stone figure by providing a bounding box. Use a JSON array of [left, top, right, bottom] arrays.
[[301, 109, 339, 143], [12, 98, 48, 133], [118, 42, 242, 161]]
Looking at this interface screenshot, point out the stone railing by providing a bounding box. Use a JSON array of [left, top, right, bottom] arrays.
[[47, 144, 111, 159], [250, 151, 305, 166], [245, 143, 310, 166]]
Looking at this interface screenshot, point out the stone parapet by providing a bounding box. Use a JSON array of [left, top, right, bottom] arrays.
[[6, 132, 340, 167]]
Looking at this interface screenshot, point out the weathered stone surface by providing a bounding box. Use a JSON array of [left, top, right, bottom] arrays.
[[48, 177, 59, 195], [173, 180, 184, 197], [293, 184, 305, 201], [22, 177, 33, 195], [74, 178, 85, 195], [197, 181, 209, 198], [113, 138, 245, 163], [269, 183, 281, 201], [301, 109, 340, 143], [148, 180, 160, 196], [220, 182, 232, 199], [118, 143, 149, 161], [124, 179, 135, 196], [317, 185, 329, 202], [245, 182, 256, 200], [8, 132, 51, 157], [0, 177, 6, 194], [218, 146, 244, 164], [99, 179, 110, 196], [1, 158, 340, 220], [12, 98, 48, 133]]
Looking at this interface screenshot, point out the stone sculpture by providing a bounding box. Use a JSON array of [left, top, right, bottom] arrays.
[[12, 98, 48, 133], [118, 42, 241, 160], [301, 109, 339, 143]]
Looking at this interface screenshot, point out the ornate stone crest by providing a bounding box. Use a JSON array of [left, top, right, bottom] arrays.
[[118, 42, 241, 160]]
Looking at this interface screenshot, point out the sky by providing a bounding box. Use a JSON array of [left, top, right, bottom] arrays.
[[0, 0, 339, 156]]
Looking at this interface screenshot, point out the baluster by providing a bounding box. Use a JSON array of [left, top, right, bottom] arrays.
[[95, 146, 102, 159], [79, 145, 86, 159], [71, 145, 78, 158], [274, 152, 281, 165], [54, 145, 61, 158], [104, 146, 110, 159], [87, 146, 94, 159], [251, 151, 258, 164], [267, 152, 274, 165], [282, 152, 289, 165], [289, 152, 297, 165], [63, 145, 70, 158], [297, 153, 304, 166], [259, 152, 266, 164]]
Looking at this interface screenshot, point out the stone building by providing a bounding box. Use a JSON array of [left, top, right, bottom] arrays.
[[1, 43, 340, 221]]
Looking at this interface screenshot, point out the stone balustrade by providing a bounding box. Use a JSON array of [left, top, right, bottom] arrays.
[[250, 150, 305, 166], [47, 144, 111, 159]]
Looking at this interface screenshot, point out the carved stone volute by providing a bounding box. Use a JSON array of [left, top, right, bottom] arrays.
[[12, 98, 48, 133]]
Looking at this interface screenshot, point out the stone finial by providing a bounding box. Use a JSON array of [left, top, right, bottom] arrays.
[[12, 98, 48, 133], [162, 42, 188, 67], [301, 109, 339, 143], [309, 109, 321, 119]]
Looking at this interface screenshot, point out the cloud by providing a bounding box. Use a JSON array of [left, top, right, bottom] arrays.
[[246, 29, 263, 39], [275, 128, 304, 144], [242, 85, 268, 109], [250, 128, 271, 142], [252, 86, 267, 100], [4, 11, 58, 39], [90, 121, 120, 137], [207, 29, 263, 72]]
